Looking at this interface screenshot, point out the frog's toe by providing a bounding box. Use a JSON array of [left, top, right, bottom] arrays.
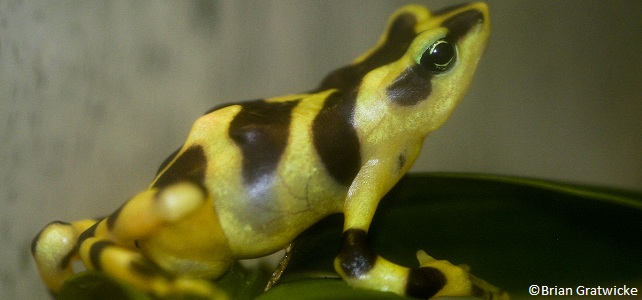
[[414, 250, 508, 300], [415, 249, 436, 265], [32, 219, 97, 293]]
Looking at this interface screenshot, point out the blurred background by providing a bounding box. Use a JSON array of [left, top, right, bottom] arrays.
[[1, 1, 640, 298]]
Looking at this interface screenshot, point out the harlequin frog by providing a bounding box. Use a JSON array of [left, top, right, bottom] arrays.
[[32, 3, 506, 299]]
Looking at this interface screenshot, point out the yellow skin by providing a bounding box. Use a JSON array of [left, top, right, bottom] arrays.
[[32, 3, 507, 299]]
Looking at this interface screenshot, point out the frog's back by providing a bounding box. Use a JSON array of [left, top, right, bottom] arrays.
[[150, 92, 353, 256]]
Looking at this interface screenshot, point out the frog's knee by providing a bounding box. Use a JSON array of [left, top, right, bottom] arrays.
[[104, 180, 211, 239], [153, 180, 209, 222]]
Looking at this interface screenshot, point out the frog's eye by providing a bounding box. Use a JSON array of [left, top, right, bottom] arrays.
[[419, 39, 456, 74]]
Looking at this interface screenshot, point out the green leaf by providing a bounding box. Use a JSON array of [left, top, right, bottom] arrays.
[[58, 271, 150, 300], [257, 279, 405, 300], [57, 262, 269, 300], [56, 173, 642, 299]]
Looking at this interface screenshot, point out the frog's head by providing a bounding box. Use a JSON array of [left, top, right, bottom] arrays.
[[387, 2, 491, 133], [323, 3, 491, 139]]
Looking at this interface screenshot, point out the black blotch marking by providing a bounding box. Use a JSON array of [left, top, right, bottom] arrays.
[[312, 91, 361, 186], [337, 229, 376, 278], [387, 8, 485, 107], [89, 240, 115, 272], [31, 221, 70, 255], [442, 9, 484, 43], [72, 222, 100, 270], [313, 12, 418, 93], [387, 65, 432, 106], [106, 204, 124, 231], [228, 99, 300, 187], [397, 153, 407, 171], [406, 266, 447, 298], [58, 249, 76, 271], [77, 222, 98, 246], [153, 145, 207, 188]]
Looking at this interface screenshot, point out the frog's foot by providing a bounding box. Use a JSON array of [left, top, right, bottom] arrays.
[[414, 250, 509, 300], [334, 230, 507, 299], [31, 219, 97, 294], [78, 236, 228, 299]]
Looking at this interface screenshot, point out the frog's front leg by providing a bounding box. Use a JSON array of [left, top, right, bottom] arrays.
[[334, 158, 508, 300]]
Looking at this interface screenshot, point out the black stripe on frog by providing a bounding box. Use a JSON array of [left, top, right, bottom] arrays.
[[228, 99, 300, 189]]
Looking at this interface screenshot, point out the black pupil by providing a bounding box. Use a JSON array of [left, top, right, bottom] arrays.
[[420, 40, 455, 73]]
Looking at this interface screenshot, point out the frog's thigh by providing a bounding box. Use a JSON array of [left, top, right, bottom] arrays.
[[116, 180, 233, 273], [107, 181, 214, 240]]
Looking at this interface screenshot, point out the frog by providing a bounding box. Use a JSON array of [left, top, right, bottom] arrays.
[[32, 2, 506, 299]]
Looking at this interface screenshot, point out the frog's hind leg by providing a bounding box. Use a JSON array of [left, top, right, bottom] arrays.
[[74, 180, 230, 298], [31, 218, 98, 294]]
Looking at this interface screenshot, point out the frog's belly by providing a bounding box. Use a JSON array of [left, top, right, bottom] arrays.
[[210, 170, 347, 258]]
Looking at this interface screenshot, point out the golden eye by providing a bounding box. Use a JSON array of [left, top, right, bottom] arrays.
[[419, 39, 456, 74]]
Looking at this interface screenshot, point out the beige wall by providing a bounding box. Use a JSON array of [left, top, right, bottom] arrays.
[[2, 1, 640, 298]]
